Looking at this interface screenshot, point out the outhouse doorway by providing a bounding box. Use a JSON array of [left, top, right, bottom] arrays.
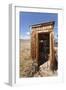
[[36, 32, 50, 67]]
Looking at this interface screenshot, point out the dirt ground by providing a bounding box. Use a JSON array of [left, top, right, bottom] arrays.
[[20, 39, 58, 77]]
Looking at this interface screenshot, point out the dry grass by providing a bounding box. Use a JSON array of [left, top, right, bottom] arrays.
[[20, 39, 35, 77]]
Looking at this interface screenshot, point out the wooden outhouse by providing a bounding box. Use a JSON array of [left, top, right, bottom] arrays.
[[31, 21, 55, 70]]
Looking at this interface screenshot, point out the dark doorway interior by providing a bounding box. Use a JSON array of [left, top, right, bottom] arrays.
[[38, 33, 50, 67]]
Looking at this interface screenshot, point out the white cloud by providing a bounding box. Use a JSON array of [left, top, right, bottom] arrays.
[[20, 32, 30, 40], [26, 32, 30, 35]]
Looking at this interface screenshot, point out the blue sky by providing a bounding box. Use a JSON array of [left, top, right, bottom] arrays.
[[20, 12, 58, 40]]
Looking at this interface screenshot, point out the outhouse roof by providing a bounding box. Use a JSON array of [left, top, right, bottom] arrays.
[[31, 21, 55, 28]]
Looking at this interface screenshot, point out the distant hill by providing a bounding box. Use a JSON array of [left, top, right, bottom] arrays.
[[20, 39, 30, 42]]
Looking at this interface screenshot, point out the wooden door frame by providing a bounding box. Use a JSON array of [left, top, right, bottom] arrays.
[[36, 31, 52, 67]]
